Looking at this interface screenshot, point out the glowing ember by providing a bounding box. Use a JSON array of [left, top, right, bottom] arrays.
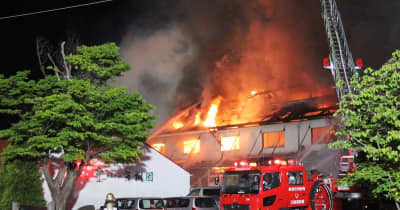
[[173, 121, 184, 129], [203, 96, 222, 127]]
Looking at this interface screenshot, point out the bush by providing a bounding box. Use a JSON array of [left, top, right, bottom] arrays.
[[0, 160, 45, 210]]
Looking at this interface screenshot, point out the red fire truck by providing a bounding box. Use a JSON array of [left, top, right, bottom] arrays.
[[218, 159, 360, 210]]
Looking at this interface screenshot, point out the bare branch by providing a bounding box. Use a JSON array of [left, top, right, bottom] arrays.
[[61, 41, 71, 80], [35, 37, 47, 77], [47, 53, 61, 81]]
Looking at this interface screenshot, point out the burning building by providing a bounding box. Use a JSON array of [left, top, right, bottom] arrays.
[[147, 91, 340, 187], [120, 0, 342, 187]]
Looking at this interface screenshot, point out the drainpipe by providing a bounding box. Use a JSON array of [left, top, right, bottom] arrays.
[[297, 122, 301, 153]]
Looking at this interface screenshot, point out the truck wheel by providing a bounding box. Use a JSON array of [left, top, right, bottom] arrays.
[[309, 181, 333, 210]]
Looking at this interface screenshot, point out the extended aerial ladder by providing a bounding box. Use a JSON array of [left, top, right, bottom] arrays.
[[321, 0, 362, 176], [320, 0, 363, 101]]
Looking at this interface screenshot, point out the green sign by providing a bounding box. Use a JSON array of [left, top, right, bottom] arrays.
[[146, 172, 153, 182]]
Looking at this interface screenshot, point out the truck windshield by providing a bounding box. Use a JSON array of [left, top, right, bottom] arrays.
[[222, 171, 261, 194]]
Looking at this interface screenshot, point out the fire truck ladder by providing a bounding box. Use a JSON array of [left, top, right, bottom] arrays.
[[321, 0, 359, 101]]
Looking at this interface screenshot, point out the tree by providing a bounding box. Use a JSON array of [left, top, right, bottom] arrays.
[[331, 50, 400, 209], [0, 43, 156, 210], [0, 160, 46, 210]]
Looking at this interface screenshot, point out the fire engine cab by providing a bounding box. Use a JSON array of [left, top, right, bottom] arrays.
[[219, 160, 360, 210]]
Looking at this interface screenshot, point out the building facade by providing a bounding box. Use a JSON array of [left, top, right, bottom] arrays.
[[148, 118, 339, 187]]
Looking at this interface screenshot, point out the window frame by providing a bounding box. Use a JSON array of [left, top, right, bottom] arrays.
[[220, 135, 240, 151], [311, 126, 335, 144], [263, 131, 285, 148]]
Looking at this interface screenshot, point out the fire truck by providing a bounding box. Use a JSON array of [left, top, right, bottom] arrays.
[[218, 159, 360, 210]]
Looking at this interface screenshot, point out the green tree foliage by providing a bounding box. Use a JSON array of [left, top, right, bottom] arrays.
[[0, 160, 46, 210], [332, 50, 400, 209], [0, 43, 156, 210]]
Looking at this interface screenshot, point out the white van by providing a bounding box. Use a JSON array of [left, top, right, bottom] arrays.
[[187, 186, 220, 197]]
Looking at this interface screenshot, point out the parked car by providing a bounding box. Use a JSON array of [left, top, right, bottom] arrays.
[[112, 197, 164, 210], [187, 186, 220, 206], [164, 196, 218, 210], [187, 186, 220, 197]]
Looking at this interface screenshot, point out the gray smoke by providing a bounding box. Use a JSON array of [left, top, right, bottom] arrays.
[[112, 25, 198, 123]]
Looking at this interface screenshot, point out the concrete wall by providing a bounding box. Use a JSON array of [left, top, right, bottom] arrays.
[[42, 146, 191, 210], [148, 118, 336, 164]]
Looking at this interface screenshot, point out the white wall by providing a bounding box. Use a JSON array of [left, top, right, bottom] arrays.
[[42, 146, 191, 210]]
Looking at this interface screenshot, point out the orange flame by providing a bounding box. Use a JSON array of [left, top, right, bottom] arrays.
[[193, 112, 201, 126], [173, 121, 184, 129], [203, 96, 222, 127]]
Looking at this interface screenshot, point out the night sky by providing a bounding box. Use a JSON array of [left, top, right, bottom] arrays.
[[1, 0, 399, 74], [1, 0, 400, 126]]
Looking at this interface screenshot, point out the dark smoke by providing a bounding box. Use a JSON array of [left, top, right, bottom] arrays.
[[109, 0, 400, 125]]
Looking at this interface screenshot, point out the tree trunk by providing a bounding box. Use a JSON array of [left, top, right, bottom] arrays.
[[395, 201, 400, 210], [41, 160, 81, 210]]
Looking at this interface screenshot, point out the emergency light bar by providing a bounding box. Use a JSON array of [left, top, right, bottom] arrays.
[[234, 161, 257, 167], [266, 159, 299, 166], [268, 159, 287, 165]]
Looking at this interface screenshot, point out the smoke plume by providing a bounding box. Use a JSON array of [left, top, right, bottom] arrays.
[[112, 25, 197, 122], [113, 0, 337, 125]]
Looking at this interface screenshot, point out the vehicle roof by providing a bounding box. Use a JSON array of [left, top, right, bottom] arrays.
[[190, 186, 220, 189]]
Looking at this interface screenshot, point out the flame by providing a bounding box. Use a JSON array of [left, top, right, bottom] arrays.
[[203, 96, 222, 127], [193, 112, 201, 126], [250, 90, 257, 96], [173, 121, 184, 129]]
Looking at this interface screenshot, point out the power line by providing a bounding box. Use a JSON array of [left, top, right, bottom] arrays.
[[0, 0, 113, 20]]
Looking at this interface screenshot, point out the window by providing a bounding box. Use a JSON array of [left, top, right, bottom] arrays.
[[188, 188, 200, 196], [195, 198, 217, 208], [203, 188, 220, 196], [139, 199, 163, 209], [184, 140, 200, 154], [117, 199, 135, 209], [263, 131, 285, 148], [221, 136, 240, 151], [164, 198, 190, 208], [152, 143, 165, 153], [221, 171, 261, 194], [263, 172, 280, 191], [312, 126, 335, 144], [288, 171, 304, 185]]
